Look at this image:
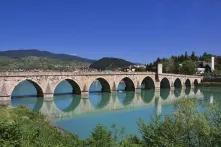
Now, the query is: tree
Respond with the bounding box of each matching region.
[180,60,196,75]
[86,125,115,147]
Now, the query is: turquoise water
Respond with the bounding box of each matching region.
[10,80,220,139]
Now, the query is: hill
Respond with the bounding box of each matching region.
[89,57,134,70]
[0,49,94,71]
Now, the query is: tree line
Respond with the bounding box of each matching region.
[146,52,221,75]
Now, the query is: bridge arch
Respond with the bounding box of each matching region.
[10,79,44,110]
[89,78,111,93]
[117,77,135,91]
[185,79,191,88]
[141,76,155,89]
[194,79,199,87]
[54,79,81,95]
[11,79,44,98]
[160,78,170,89]
[174,78,182,89]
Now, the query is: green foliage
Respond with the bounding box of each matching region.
[137,99,221,147]
[0,106,82,147]
[180,60,196,75]
[86,124,115,147]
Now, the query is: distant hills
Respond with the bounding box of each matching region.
[0,49,94,71]
[90,57,134,70]
[0,49,135,71]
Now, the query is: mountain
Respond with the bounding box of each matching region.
[0,49,94,63]
[89,57,134,70]
[0,49,94,71]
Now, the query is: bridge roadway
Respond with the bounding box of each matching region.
[0,71,203,104]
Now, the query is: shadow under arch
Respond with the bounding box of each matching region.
[141,89,155,103]
[141,76,155,89]
[160,78,170,100]
[117,77,135,91]
[160,78,170,89]
[54,79,81,95]
[194,79,199,87]
[174,78,182,89]
[11,79,44,111]
[89,78,111,93]
[174,78,182,98]
[185,79,191,88]
[89,92,111,109]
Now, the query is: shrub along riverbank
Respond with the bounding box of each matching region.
[1,99,221,146]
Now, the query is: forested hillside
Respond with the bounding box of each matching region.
[89,57,134,70]
[146,52,221,75]
[0,49,94,71]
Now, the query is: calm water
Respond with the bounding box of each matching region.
[10,80,221,139]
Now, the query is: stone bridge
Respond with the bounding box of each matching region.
[0,70,203,104]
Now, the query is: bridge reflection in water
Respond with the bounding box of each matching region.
[11,87,207,119]
[11,85,221,139]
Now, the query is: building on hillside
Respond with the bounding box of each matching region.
[122,64,146,72]
[196,57,215,75]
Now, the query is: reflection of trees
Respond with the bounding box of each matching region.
[117,91,135,105]
[89,92,111,109]
[141,89,155,103]
[160,88,170,100]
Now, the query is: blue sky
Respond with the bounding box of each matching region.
[0,0,221,63]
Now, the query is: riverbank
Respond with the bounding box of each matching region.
[0,106,82,146]
[200,76,221,87]
[3,98,221,146]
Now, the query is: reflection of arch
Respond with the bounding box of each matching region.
[89,93,111,109]
[160,78,170,89]
[141,77,155,89]
[89,78,111,93]
[117,91,135,105]
[160,89,170,100]
[194,87,199,94]
[141,89,155,103]
[11,79,43,98]
[118,77,135,91]
[185,87,191,95]
[174,88,182,98]
[54,79,81,95]
[174,78,182,89]
[54,94,81,112]
[194,79,199,87]
[185,79,191,88]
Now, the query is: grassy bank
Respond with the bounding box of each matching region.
[0,106,82,146]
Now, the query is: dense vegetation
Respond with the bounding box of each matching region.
[89,57,134,71]
[2,99,221,146]
[146,52,221,75]
[0,106,82,146]
[0,49,93,71]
